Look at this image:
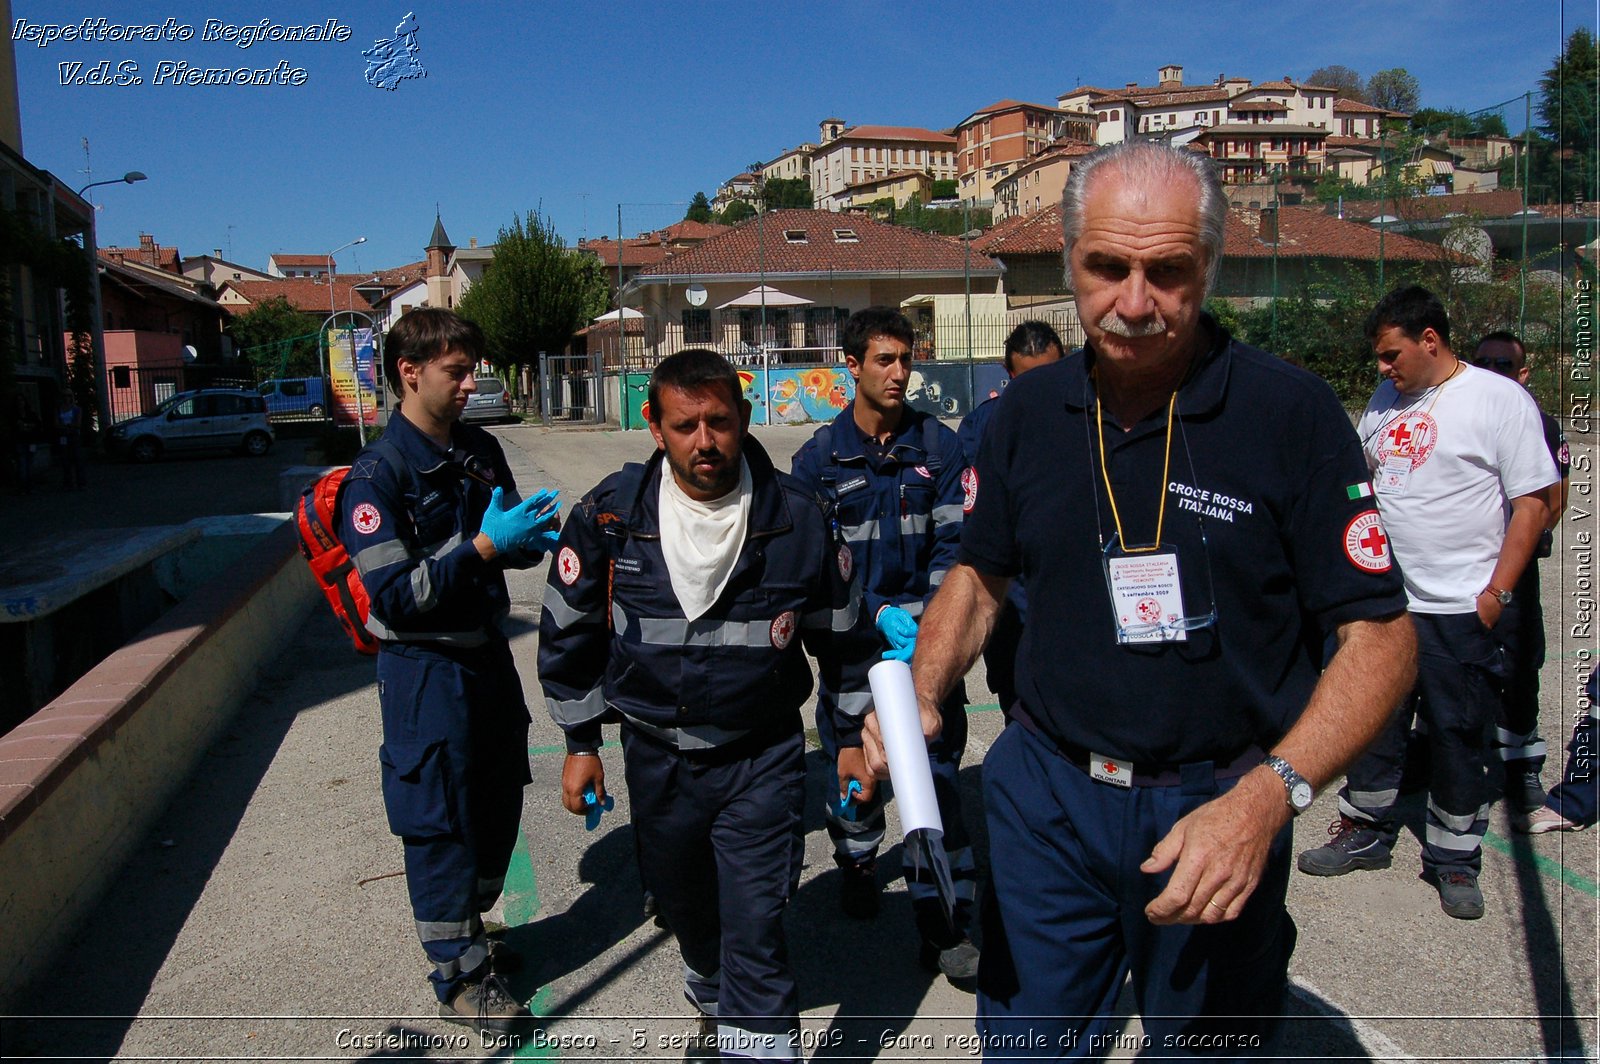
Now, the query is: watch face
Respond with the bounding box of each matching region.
[1290,781,1314,809]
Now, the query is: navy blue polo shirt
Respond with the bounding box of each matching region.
[960,319,1409,764]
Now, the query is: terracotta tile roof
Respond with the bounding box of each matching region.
[371,260,429,286]
[1532,201,1600,219]
[654,219,731,242]
[1333,99,1401,115]
[101,244,181,272]
[632,209,1001,279]
[1123,87,1232,108]
[1337,189,1528,223]
[1198,124,1329,138]
[836,125,956,145]
[1226,206,1462,262]
[1230,100,1290,112]
[99,257,220,307]
[845,170,930,191]
[1251,80,1298,91]
[577,239,676,269]
[1324,135,1393,150]
[1093,84,1229,104]
[270,254,332,268]
[217,277,379,314]
[973,205,1065,255]
[958,99,1063,125]
[970,202,1460,264]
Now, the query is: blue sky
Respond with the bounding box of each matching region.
[13,0,1596,279]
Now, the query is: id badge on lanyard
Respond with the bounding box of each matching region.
[1101,540,1190,645]
[1376,454,1412,496]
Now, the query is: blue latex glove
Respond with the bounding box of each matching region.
[876,605,918,663]
[581,785,615,832]
[836,779,863,821]
[480,486,561,554]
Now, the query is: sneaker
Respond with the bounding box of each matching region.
[839,861,879,919]
[1432,869,1485,920]
[919,936,980,985]
[1505,769,1548,814]
[684,1013,719,1062]
[1519,806,1587,834]
[1297,816,1393,876]
[438,971,534,1036]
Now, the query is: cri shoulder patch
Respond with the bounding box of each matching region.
[770,610,797,649]
[961,467,978,513]
[557,546,582,585]
[837,545,853,581]
[352,502,382,535]
[1342,510,1392,573]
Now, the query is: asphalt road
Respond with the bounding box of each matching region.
[2,418,1596,1062]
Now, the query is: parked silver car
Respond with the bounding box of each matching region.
[461,376,513,424]
[106,388,275,462]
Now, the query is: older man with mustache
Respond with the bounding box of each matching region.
[884,142,1417,1058]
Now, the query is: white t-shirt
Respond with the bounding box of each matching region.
[1357,362,1558,613]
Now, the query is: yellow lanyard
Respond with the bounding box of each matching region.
[1094,378,1177,554]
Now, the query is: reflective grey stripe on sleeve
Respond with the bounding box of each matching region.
[623,713,751,751]
[716,1025,799,1060]
[900,513,931,534]
[836,691,873,718]
[802,601,859,632]
[410,564,437,611]
[363,613,490,648]
[900,600,925,619]
[421,532,466,558]
[928,569,947,587]
[548,685,607,726]
[841,521,879,544]
[351,537,413,575]
[932,503,964,527]
[542,592,603,630]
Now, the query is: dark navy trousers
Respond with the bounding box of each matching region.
[815,690,976,945]
[1340,610,1509,874]
[978,722,1294,1060]
[376,639,531,1002]
[623,724,806,1062]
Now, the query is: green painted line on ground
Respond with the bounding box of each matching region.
[1483,828,1600,899]
[503,826,557,1061]
[529,739,619,758]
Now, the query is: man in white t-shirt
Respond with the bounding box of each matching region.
[1298,285,1557,920]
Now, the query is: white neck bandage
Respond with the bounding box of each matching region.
[658,456,752,621]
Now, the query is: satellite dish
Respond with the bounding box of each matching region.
[686,283,708,307]
[182,344,198,364]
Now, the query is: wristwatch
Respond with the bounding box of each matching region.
[1483,584,1513,606]
[1262,755,1314,816]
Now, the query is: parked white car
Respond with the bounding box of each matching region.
[106,388,275,462]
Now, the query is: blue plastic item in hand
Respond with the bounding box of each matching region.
[481,486,561,554]
[836,779,863,821]
[876,605,918,662]
[581,785,614,832]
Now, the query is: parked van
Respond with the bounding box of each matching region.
[257,377,326,419]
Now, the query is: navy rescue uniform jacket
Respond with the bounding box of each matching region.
[339,410,542,649]
[538,436,879,753]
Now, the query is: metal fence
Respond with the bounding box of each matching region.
[105,362,253,424]
[578,305,1083,375]
[539,352,605,426]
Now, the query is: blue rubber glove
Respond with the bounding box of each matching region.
[836,779,863,821]
[581,785,615,832]
[480,486,561,555]
[876,605,918,663]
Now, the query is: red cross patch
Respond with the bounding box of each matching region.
[557,546,582,585]
[1343,510,1392,573]
[913,465,933,479]
[770,610,797,649]
[352,503,382,535]
[1381,412,1437,470]
[837,546,853,582]
[961,467,978,513]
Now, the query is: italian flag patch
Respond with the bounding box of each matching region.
[1346,482,1374,500]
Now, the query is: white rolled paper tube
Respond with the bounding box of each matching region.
[867,659,944,836]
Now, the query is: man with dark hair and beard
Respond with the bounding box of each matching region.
[538,348,876,1062]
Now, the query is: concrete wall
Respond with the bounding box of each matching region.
[0,523,318,1006]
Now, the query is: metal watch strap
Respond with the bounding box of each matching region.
[1263,754,1312,815]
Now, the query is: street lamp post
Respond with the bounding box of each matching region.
[322,236,366,417]
[75,171,147,436]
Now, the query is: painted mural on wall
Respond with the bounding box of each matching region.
[619,362,1007,428]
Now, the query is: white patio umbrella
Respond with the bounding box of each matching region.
[714,285,815,309]
[590,307,645,322]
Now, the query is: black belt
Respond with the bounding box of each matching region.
[1012,704,1263,788]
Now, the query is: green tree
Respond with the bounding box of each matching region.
[1367,68,1421,114]
[228,296,323,378]
[685,192,713,224]
[930,179,959,200]
[1536,27,1599,205]
[1410,108,1508,138]
[761,178,813,210]
[1307,64,1366,102]
[456,209,609,378]
[717,201,757,225]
